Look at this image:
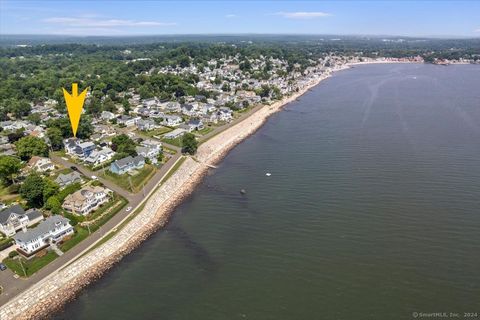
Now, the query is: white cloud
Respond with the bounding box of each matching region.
[225,14,237,18]
[44,17,176,28]
[273,11,331,19]
[475,28,480,32]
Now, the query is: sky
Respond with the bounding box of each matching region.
[1,0,479,37]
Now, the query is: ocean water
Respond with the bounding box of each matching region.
[54,64,480,320]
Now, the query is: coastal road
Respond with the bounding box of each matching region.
[0,151,183,306]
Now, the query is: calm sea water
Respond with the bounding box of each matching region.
[55,64,480,320]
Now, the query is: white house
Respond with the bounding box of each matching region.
[62,186,111,216]
[0,205,43,237]
[13,215,73,256]
[162,115,183,127]
[27,156,55,172]
[164,128,187,139]
[84,147,115,166]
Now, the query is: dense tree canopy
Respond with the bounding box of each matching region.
[15,136,49,160]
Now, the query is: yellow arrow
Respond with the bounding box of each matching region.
[63,83,88,137]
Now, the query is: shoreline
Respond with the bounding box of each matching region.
[0,61,376,320]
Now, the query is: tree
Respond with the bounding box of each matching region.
[46,127,64,151]
[111,134,137,157]
[45,196,62,215]
[157,152,164,163]
[15,136,49,160]
[0,155,22,185]
[43,179,59,203]
[20,173,46,208]
[182,133,198,155]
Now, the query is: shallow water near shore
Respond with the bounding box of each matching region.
[54,64,480,320]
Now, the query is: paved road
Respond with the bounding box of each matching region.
[0,151,182,306]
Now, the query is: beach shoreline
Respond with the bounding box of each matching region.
[0,61,371,320]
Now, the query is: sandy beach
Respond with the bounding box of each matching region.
[0,64,349,320]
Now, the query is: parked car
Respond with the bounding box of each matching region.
[70,166,78,171]
[126,206,132,212]
[0,263,7,271]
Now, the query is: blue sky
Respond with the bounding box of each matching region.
[1,1,479,37]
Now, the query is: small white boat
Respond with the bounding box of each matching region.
[265,172,271,176]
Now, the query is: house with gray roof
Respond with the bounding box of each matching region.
[55,171,83,188]
[110,155,145,175]
[13,215,73,256]
[0,205,44,237]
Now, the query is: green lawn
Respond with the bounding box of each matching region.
[59,196,127,252]
[105,165,156,193]
[3,251,58,277]
[161,137,183,148]
[197,127,214,135]
[139,127,173,138]
[59,226,89,252]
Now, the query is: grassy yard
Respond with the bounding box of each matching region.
[59,226,89,252]
[161,137,183,148]
[3,251,58,277]
[0,184,21,204]
[196,127,215,135]
[105,164,156,193]
[138,127,173,138]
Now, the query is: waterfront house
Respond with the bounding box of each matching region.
[55,171,83,188]
[0,205,43,237]
[163,128,187,140]
[13,216,73,256]
[136,145,161,164]
[110,155,145,175]
[62,186,111,216]
[218,107,233,122]
[188,119,204,131]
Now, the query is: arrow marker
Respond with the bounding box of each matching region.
[63,83,88,137]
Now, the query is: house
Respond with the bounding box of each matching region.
[62,186,110,216]
[84,147,115,166]
[27,156,55,172]
[218,107,233,122]
[178,123,193,133]
[188,119,204,131]
[141,139,162,150]
[110,155,145,175]
[75,141,96,158]
[117,115,138,127]
[164,128,187,139]
[136,119,157,131]
[13,216,74,256]
[55,171,83,188]
[136,145,161,164]
[0,205,43,237]
[142,98,159,108]
[181,104,196,116]
[162,115,183,127]
[64,139,96,158]
[101,111,116,121]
